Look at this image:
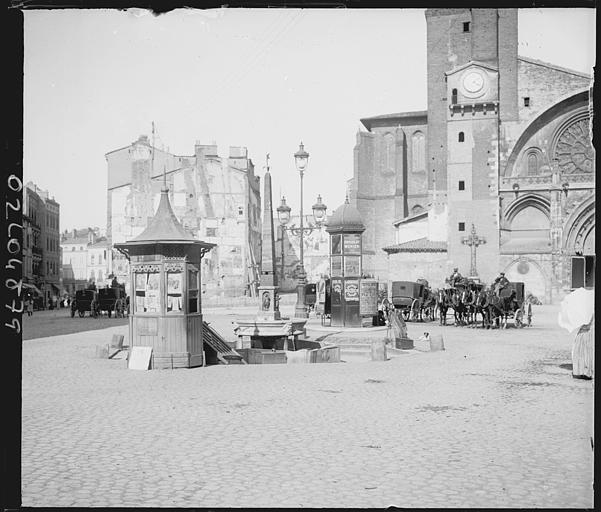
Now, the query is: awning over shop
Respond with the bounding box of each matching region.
[22,283,42,295]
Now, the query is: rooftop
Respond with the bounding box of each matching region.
[383,237,447,254]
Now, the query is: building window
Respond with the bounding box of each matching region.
[72,247,75,251]
[463,21,470,32]
[91,255,95,265]
[458,132,465,143]
[411,132,425,172]
[383,133,395,173]
[238,206,244,216]
[527,153,539,176]
[458,180,465,191]
[458,222,465,232]
[206,227,217,237]
[523,97,530,107]
[451,88,458,105]
[104,250,107,259]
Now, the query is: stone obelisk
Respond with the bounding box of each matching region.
[257,154,281,321]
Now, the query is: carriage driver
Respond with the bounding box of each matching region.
[449,267,463,287]
[494,272,510,296]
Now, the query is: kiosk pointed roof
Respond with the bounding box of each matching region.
[117,174,213,249]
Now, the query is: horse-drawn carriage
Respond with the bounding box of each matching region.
[97,284,128,318]
[71,289,99,318]
[390,280,435,321]
[496,281,527,328]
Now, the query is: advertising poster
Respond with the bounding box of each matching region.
[331,278,343,305]
[344,255,361,277]
[146,273,160,291]
[343,234,361,254]
[331,256,342,277]
[145,290,160,312]
[167,273,182,294]
[315,279,326,315]
[360,280,378,316]
[344,280,360,301]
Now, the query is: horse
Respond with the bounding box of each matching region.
[461,286,477,326]
[435,288,452,325]
[486,288,517,329]
[473,287,491,329]
[450,287,468,326]
[420,293,437,322]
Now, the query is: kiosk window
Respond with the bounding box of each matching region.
[135,272,160,313]
[166,272,183,313]
[331,234,341,255]
[188,268,199,313]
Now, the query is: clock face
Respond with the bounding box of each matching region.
[462,71,485,94]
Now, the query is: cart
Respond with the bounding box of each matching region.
[71,289,99,318]
[501,281,526,328]
[97,285,128,318]
[391,281,427,321]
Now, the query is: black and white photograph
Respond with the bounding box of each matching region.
[9,3,596,509]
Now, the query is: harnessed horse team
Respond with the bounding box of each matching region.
[392,272,530,329]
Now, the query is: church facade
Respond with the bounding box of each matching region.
[351,8,594,303]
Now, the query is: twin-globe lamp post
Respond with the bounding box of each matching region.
[276,142,328,318]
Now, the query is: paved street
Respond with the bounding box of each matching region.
[22,304,593,508]
[22,307,129,341]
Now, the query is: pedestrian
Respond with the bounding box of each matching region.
[557,287,594,380]
[572,315,594,380]
[27,297,34,317]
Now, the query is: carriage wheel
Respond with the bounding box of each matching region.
[515,309,524,328]
[410,299,421,322]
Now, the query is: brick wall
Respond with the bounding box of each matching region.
[387,251,449,290]
[517,58,591,125]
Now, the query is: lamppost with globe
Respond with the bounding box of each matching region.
[276,142,328,318]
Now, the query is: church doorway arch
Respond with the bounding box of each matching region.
[503,257,548,303]
[562,196,595,289]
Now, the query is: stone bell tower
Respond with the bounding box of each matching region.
[425,8,518,282]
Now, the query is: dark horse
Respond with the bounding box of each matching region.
[486,288,517,329]
[420,290,437,321]
[450,287,469,326]
[473,287,491,328]
[436,288,452,325]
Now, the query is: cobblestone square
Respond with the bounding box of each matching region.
[22,304,593,508]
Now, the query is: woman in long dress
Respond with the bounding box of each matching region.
[572,314,594,379]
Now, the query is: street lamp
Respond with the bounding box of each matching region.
[276,142,328,318]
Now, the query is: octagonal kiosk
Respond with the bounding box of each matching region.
[326,198,366,327]
[115,181,215,369]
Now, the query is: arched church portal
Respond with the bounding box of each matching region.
[503,258,548,303]
[563,196,595,289]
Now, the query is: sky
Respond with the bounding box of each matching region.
[23,8,596,232]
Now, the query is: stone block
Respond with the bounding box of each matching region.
[370,339,387,361]
[95,344,109,359]
[286,349,309,364]
[312,346,341,363]
[395,337,415,350]
[430,334,445,351]
[110,334,124,349]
